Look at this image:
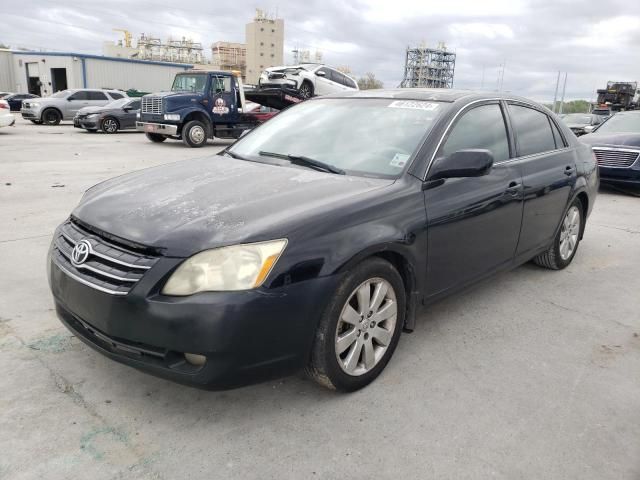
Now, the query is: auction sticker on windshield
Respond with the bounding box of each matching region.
[390,153,410,168]
[388,100,439,111]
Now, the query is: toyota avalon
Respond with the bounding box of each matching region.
[48,89,598,392]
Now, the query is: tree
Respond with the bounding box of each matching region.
[357,72,384,90]
[0,42,9,49]
[544,100,592,114]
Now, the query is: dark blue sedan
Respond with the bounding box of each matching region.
[4,93,39,112]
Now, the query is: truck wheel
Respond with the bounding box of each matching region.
[42,108,62,125]
[182,120,208,148]
[145,132,167,143]
[299,81,314,99]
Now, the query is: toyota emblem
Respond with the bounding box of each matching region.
[71,240,92,266]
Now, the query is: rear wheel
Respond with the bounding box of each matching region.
[533,199,583,270]
[299,81,314,99]
[42,109,61,125]
[101,117,119,134]
[145,132,167,143]
[182,120,208,148]
[306,257,405,392]
[85,129,97,133]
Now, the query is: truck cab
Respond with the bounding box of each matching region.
[137,70,256,147]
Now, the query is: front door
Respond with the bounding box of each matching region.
[424,102,524,297]
[209,75,237,124]
[122,99,140,129]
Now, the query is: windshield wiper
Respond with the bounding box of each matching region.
[222,150,248,160]
[258,151,345,175]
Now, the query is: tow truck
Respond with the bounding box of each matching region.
[136,70,305,147]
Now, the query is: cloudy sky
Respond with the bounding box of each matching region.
[3,0,640,101]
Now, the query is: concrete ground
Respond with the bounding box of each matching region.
[1,118,639,480]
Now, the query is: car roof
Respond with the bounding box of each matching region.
[321,88,545,105]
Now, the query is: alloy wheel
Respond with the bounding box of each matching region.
[559,205,580,260]
[335,278,397,376]
[103,119,117,133]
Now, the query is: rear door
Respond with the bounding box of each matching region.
[424,101,524,296]
[66,91,90,117]
[86,90,110,107]
[314,67,339,95]
[506,103,576,259]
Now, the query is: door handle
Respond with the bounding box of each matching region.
[505,181,521,195]
[564,166,576,176]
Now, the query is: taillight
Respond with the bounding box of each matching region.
[0,102,8,109]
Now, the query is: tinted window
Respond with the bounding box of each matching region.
[87,91,108,101]
[108,92,124,100]
[344,76,357,89]
[68,91,89,101]
[549,119,566,149]
[330,70,345,85]
[441,104,510,162]
[128,100,141,110]
[509,105,556,156]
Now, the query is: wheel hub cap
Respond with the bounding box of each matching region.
[559,205,580,261]
[190,126,205,143]
[335,278,397,376]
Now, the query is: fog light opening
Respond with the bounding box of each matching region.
[184,353,207,366]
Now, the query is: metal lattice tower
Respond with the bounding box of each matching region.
[399,43,456,88]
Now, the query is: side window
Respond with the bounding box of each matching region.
[211,76,231,94]
[331,70,346,86]
[509,104,556,156]
[440,104,510,163]
[344,76,357,89]
[68,91,88,101]
[108,92,124,100]
[128,100,141,110]
[549,119,566,149]
[316,67,330,79]
[87,91,108,101]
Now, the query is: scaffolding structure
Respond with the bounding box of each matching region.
[137,34,205,64]
[399,43,456,88]
[211,42,246,77]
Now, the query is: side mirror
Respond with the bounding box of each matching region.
[428,149,494,180]
[583,125,595,133]
[315,71,326,77]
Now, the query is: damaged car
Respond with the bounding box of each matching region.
[258,63,358,98]
[48,90,597,392]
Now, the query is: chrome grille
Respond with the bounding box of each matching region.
[52,221,158,296]
[141,96,162,114]
[593,147,640,168]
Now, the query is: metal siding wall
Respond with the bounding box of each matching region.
[84,59,186,92]
[10,54,82,95]
[0,51,15,91]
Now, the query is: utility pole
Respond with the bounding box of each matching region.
[559,72,568,114]
[552,71,561,113]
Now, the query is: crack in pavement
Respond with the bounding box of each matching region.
[0,233,51,244]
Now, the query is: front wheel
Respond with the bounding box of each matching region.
[182,120,208,148]
[145,132,167,143]
[298,81,314,99]
[533,199,584,270]
[306,257,405,392]
[101,117,119,134]
[42,109,61,125]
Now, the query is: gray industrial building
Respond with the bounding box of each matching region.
[0,49,192,96]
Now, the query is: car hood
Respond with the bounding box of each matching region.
[566,123,588,129]
[73,156,393,256]
[580,132,640,148]
[77,106,108,115]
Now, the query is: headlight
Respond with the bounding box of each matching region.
[28,102,40,108]
[161,239,287,295]
[86,114,99,119]
[164,113,180,121]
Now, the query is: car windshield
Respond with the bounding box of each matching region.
[171,74,207,93]
[228,98,445,178]
[564,114,592,124]
[105,98,130,109]
[50,90,70,98]
[596,113,640,134]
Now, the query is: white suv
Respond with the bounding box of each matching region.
[21,89,127,125]
[0,100,15,128]
[258,64,359,99]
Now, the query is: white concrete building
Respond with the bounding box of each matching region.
[245,10,284,84]
[0,49,192,96]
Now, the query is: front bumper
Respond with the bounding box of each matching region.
[74,117,99,129]
[21,108,40,120]
[136,121,178,135]
[599,162,640,186]
[49,237,339,389]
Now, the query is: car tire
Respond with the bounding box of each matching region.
[85,129,97,133]
[101,117,119,134]
[306,257,405,392]
[299,81,314,99]
[145,132,167,143]
[42,109,62,125]
[533,199,584,270]
[29,120,43,125]
[182,120,208,148]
